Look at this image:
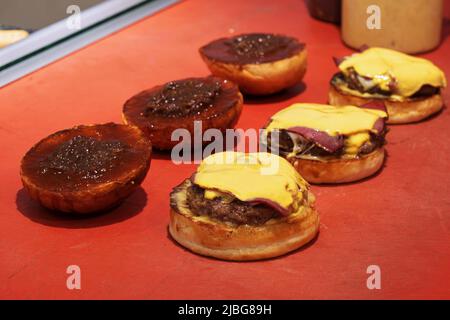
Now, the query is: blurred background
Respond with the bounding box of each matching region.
[0,0,104,30]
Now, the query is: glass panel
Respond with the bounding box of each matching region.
[0,0,107,48]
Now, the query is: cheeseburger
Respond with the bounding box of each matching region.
[329,47,446,124]
[169,151,319,261]
[261,103,388,184]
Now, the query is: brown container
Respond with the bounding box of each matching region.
[305,0,341,24]
[341,0,443,53]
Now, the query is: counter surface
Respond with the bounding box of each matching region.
[1,0,449,299]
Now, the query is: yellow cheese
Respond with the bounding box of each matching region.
[193,152,307,212]
[265,103,386,136]
[339,47,446,97]
[204,189,235,203]
[345,132,370,156]
[204,189,221,200]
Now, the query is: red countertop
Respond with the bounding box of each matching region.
[1,0,449,299]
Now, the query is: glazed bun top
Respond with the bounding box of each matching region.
[199,33,305,65]
[338,47,446,98]
[20,123,151,192]
[192,151,308,215]
[124,76,240,121]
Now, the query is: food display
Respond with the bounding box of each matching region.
[17,41,446,255]
[199,33,307,95]
[3,0,450,301]
[261,103,388,183]
[169,151,319,260]
[329,47,447,123]
[20,123,152,213]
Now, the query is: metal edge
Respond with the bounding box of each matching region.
[0,0,179,88]
[0,0,148,67]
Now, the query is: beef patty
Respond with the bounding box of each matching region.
[172,182,281,226]
[266,129,385,159]
[331,71,440,98]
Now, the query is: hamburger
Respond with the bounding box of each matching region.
[169,151,319,261]
[329,47,446,124]
[261,103,388,184]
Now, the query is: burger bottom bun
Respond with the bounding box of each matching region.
[169,180,319,261]
[289,148,385,184]
[328,84,444,124]
[201,49,307,95]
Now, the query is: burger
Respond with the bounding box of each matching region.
[169,151,319,261]
[329,47,446,124]
[261,103,388,184]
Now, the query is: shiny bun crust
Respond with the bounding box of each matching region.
[169,180,319,261]
[20,124,152,214]
[289,148,385,184]
[122,96,242,150]
[200,49,307,95]
[22,169,149,214]
[122,81,243,151]
[328,84,443,124]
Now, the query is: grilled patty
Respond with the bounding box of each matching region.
[331,71,440,98]
[266,129,385,159]
[184,183,280,226]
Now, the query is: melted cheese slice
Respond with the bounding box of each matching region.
[265,103,386,136]
[345,132,370,155]
[193,152,307,212]
[339,47,446,97]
